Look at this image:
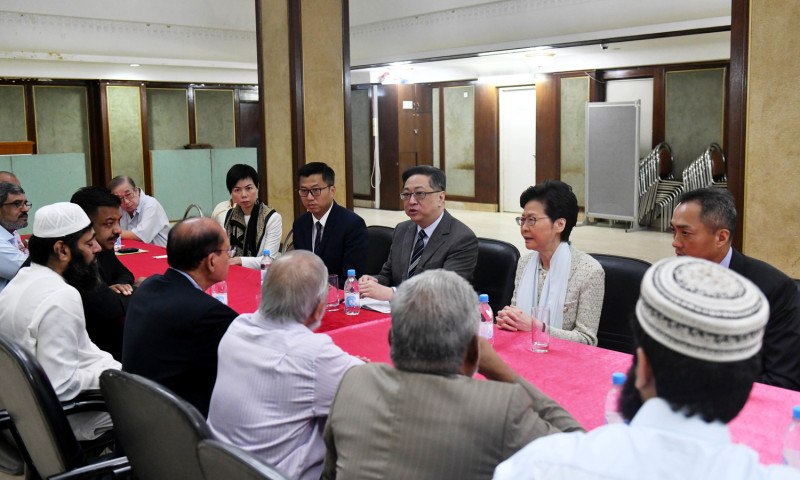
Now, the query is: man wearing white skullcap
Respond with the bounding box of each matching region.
[0,202,121,440]
[495,257,800,480]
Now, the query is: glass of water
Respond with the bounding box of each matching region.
[530,305,550,353]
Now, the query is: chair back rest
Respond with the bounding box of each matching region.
[198,439,291,480]
[472,238,520,315]
[365,226,394,276]
[281,228,294,254]
[656,142,673,179]
[100,370,212,480]
[0,334,84,478]
[588,254,651,354]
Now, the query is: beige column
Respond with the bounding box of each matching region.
[256,0,349,242]
[743,0,800,277]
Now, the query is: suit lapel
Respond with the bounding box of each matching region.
[399,221,417,281]
[317,202,340,254]
[416,210,451,268]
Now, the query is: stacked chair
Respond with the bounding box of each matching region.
[638,142,682,231]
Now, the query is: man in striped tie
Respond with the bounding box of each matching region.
[359,165,478,301]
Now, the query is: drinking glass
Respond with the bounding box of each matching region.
[326,274,340,311]
[530,305,550,353]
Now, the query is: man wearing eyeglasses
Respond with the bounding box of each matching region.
[0,180,30,293]
[123,217,238,416]
[359,166,478,301]
[108,175,170,247]
[292,162,368,286]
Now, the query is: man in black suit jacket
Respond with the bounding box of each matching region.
[293,162,368,285]
[122,217,238,416]
[359,166,478,301]
[671,188,800,391]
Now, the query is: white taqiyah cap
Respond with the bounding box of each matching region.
[33,202,91,238]
[636,256,768,362]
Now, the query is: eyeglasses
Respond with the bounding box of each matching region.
[117,189,137,202]
[298,186,332,197]
[1,200,32,209]
[515,216,550,227]
[215,247,237,257]
[400,190,442,201]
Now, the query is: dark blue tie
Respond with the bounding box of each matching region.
[314,221,322,253]
[407,230,427,278]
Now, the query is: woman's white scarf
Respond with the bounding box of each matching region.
[516,242,571,329]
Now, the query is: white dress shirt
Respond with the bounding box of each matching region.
[0,227,28,293]
[494,397,799,480]
[215,208,283,270]
[120,191,170,247]
[207,311,362,480]
[311,203,334,253]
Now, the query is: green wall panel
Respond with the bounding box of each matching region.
[0,157,11,172]
[147,88,190,150]
[665,68,725,178]
[0,85,27,142]
[151,150,213,221]
[351,89,372,196]
[560,77,589,206]
[443,85,475,197]
[209,148,257,208]
[33,86,91,180]
[195,89,235,148]
[107,86,145,188]
[11,153,88,235]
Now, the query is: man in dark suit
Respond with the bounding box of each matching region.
[359,165,478,301]
[292,162,368,285]
[322,270,582,479]
[122,217,238,416]
[671,187,800,391]
[71,186,141,360]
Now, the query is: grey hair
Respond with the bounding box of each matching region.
[390,269,479,375]
[258,250,328,323]
[0,182,24,205]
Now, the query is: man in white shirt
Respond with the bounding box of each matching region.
[494,257,799,480]
[108,175,170,247]
[0,202,120,440]
[0,179,30,292]
[207,250,362,480]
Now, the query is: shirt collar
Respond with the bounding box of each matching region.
[417,210,445,239]
[170,267,203,290]
[630,397,730,444]
[0,228,14,244]
[316,201,335,228]
[719,247,733,269]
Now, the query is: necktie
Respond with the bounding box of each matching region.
[314,221,322,253]
[407,230,427,278]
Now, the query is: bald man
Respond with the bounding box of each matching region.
[122,217,238,416]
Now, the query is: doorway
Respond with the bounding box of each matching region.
[499,86,536,212]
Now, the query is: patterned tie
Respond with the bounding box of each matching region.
[407,230,427,278]
[314,221,322,253]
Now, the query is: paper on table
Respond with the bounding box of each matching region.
[360,296,391,314]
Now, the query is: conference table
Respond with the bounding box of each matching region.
[118,240,800,466]
[116,240,387,332]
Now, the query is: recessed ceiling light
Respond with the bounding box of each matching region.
[129,63,140,67]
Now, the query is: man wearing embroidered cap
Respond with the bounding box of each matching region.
[0,202,120,440]
[495,257,800,480]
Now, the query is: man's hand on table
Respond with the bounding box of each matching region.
[358,275,394,301]
[477,337,518,383]
[109,284,133,295]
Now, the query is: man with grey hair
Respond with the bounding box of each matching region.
[108,175,170,247]
[671,187,800,391]
[322,269,582,480]
[495,256,798,479]
[208,250,362,480]
[0,180,30,292]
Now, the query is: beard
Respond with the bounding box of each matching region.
[62,254,100,293]
[0,216,27,232]
[619,360,644,422]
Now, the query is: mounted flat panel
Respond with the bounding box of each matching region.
[195,89,235,148]
[561,76,589,205]
[0,85,27,142]
[209,148,257,209]
[150,150,213,221]
[107,85,145,188]
[584,101,640,223]
[147,88,189,150]
[33,86,91,183]
[11,153,88,235]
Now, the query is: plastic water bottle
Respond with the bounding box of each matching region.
[114,236,122,253]
[260,250,273,284]
[209,281,228,305]
[604,372,627,424]
[478,294,494,345]
[783,406,800,468]
[343,269,360,316]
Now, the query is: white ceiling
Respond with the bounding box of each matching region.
[0,0,731,84]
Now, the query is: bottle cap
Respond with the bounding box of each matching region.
[263,250,270,255]
[612,372,626,385]
[793,405,800,420]
[347,269,356,276]
[479,294,489,302]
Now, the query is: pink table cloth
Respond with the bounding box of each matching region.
[328,317,800,465]
[117,240,386,332]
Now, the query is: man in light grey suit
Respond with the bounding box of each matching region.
[359,165,478,301]
[322,270,583,480]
